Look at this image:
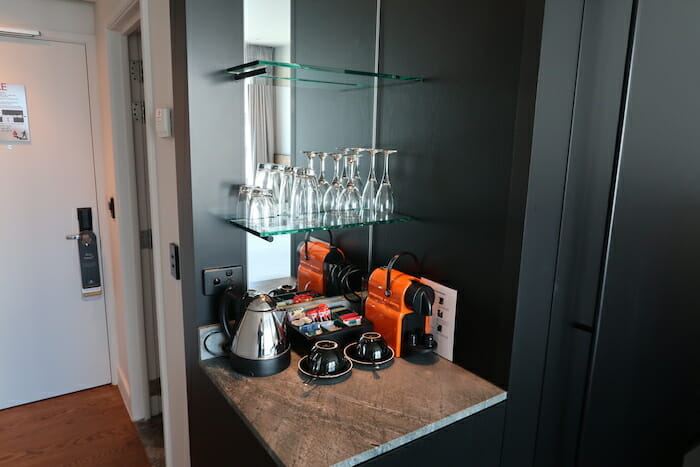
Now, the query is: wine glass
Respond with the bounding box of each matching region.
[342,155,362,217]
[375,149,397,216]
[302,151,318,172]
[337,147,351,186]
[323,153,344,212]
[317,152,330,200]
[361,148,380,212]
[350,148,366,192]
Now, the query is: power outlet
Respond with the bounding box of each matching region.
[199,324,227,360]
[421,277,458,361]
[202,265,244,296]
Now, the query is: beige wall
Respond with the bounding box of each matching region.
[0,0,94,35]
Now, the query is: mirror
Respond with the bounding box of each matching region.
[244,0,293,290]
[243,0,379,294]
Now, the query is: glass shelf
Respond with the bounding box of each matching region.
[228,212,414,240]
[225,60,423,88]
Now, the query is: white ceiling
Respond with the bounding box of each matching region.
[244,0,290,47]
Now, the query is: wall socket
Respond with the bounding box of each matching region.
[199,324,227,361]
[202,265,244,296]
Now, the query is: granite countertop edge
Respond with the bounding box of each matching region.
[330,391,508,467]
[200,357,507,467]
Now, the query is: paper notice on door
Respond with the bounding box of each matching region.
[0,84,31,143]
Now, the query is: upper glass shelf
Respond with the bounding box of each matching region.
[228,212,414,240]
[225,60,423,88]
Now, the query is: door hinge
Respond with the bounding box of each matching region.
[131,101,145,122]
[140,229,153,250]
[130,59,143,83]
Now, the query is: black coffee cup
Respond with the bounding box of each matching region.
[308,340,346,376]
[356,332,390,362]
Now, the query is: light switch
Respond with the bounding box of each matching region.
[155,107,172,138]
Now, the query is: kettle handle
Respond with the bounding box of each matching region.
[385,252,420,297]
[218,286,244,341]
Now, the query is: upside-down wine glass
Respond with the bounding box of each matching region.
[337,147,351,187]
[342,155,362,216]
[323,153,343,212]
[350,148,366,193]
[302,151,317,172]
[361,148,380,212]
[374,149,397,215]
[317,152,330,200]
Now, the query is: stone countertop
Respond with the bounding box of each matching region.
[201,352,506,467]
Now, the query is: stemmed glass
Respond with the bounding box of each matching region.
[341,155,362,216]
[374,149,397,215]
[302,151,317,172]
[317,152,330,200]
[350,148,366,193]
[361,148,380,212]
[337,147,351,186]
[323,153,343,212]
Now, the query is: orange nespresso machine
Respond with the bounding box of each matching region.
[297,231,345,295]
[364,252,437,357]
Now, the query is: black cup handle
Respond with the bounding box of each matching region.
[385,252,420,297]
[303,230,334,260]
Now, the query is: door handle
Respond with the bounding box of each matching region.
[65,234,80,240]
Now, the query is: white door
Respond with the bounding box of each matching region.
[0,36,111,409]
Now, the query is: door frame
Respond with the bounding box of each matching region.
[4,29,119,388]
[105,0,190,465]
[103,2,151,425]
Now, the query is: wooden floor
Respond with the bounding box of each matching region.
[0,385,150,467]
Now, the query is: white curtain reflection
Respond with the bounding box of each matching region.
[245,44,276,167]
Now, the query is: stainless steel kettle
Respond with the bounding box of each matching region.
[219,288,290,377]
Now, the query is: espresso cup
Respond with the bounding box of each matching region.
[355,332,390,362]
[308,340,345,376]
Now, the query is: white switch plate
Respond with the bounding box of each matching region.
[199,324,227,360]
[155,107,172,138]
[421,277,458,361]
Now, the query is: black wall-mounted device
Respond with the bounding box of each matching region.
[74,207,102,297]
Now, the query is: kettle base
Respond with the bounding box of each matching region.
[230,347,291,377]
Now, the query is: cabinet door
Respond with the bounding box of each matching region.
[579,1,700,465]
